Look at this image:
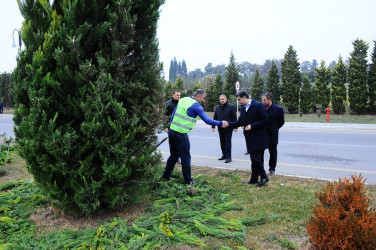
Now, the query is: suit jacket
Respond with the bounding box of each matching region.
[212,102,237,132]
[266,103,285,144]
[229,99,268,152]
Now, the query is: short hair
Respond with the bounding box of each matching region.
[236,90,249,99]
[193,89,207,97]
[172,89,181,95]
[219,94,227,99]
[262,92,273,100]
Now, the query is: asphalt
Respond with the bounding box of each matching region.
[196,120,376,131]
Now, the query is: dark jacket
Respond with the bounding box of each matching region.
[212,102,237,132]
[165,98,179,129]
[266,103,284,144]
[229,99,268,152]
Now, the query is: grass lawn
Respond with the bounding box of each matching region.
[1,152,376,249]
[203,112,376,124]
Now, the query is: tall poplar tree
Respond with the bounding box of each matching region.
[331,56,348,114]
[265,60,280,104]
[300,76,313,113]
[224,51,241,98]
[314,61,332,109]
[281,45,301,113]
[251,67,264,101]
[348,39,369,114]
[13,0,165,215]
[369,41,376,113]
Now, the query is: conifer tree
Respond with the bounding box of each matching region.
[300,76,313,113]
[332,56,348,114]
[348,39,369,114]
[224,52,241,98]
[181,60,188,79]
[265,60,280,104]
[314,61,332,109]
[251,67,264,101]
[13,0,165,215]
[369,41,376,113]
[281,45,301,113]
[206,71,224,111]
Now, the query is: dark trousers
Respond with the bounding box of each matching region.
[249,150,268,182]
[219,130,233,159]
[268,144,277,171]
[163,130,192,184]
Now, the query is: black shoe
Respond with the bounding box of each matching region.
[243,179,258,184]
[218,156,226,160]
[184,180,195,185]
[244,151,250,155]
[257,178,269,187]
[225,159,232,163]
[161,177,175,181]
[269,170,275,175]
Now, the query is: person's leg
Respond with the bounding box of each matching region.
[175,133,192,184]
[224,131,233,160]
[163,133,179,179]
[268,144,277,172]
[250,150,268,180]
[218,131,226,159]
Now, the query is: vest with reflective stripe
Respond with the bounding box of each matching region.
[170,97,198,133]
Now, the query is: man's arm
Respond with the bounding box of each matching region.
[279,107,285,128]
[190,103,223,127]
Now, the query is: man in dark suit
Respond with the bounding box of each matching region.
[262,93,285,175]
[229,90,269,187]
[211,94,238,163]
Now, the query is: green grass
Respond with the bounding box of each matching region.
[1,153,376,249]
[203,112,376,124]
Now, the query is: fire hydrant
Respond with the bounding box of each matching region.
[325,107,331,122]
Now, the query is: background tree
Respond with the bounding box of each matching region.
[314,61,332,110]
[224,51,241,98]
[348,39,369,114]
[251,67,264,101]
[206,71,224,111]
[281,45,301,113]
[169,57,178,83]
[0,73,15,108]
[300,76,313,113]
[164,81,174,101]
[331,56,348,114]
[368,41,376,113]
[265,60,281,104]
[13,0,165,215]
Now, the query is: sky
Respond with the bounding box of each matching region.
[1,0,376,79]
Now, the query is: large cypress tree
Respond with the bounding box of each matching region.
[13,0,165,215]
[281,45,301,113]
[331,56,348,114]
[314,61,332,109]
[265,60,280,104]
[206,71,224,111]
[224,51,241,98]
[251,67,264,101]
[369,41,376,113]
[348,39,369,114]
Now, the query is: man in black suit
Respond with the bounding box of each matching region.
[211,94,238,163]
[262,93,285,175]
[229,90,269,187]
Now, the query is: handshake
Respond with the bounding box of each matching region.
[221,120,229,128]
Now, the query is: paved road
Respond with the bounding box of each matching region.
[157,121,376,185]
[2,114,376,184]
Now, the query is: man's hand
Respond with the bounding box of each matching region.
[164,128,169,133]
[245,124,252,131]
[222,120,229,128]
[211,127,215,132]
[234,129,238,132]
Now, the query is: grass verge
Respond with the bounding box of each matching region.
[1,153,375,249]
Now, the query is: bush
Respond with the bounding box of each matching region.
[306,174,376,249]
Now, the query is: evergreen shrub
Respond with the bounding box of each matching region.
[306,174,376,249]
[13,0,165,215]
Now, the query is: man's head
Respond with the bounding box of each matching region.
[172,90,181,101]
[236,90,250,105]
[262,93,273,108]
[193,89,207,103]
[219,94,227,105]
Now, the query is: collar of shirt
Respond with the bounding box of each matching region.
[245,99,252,112]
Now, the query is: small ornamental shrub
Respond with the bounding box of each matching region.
[307,174,376,249]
